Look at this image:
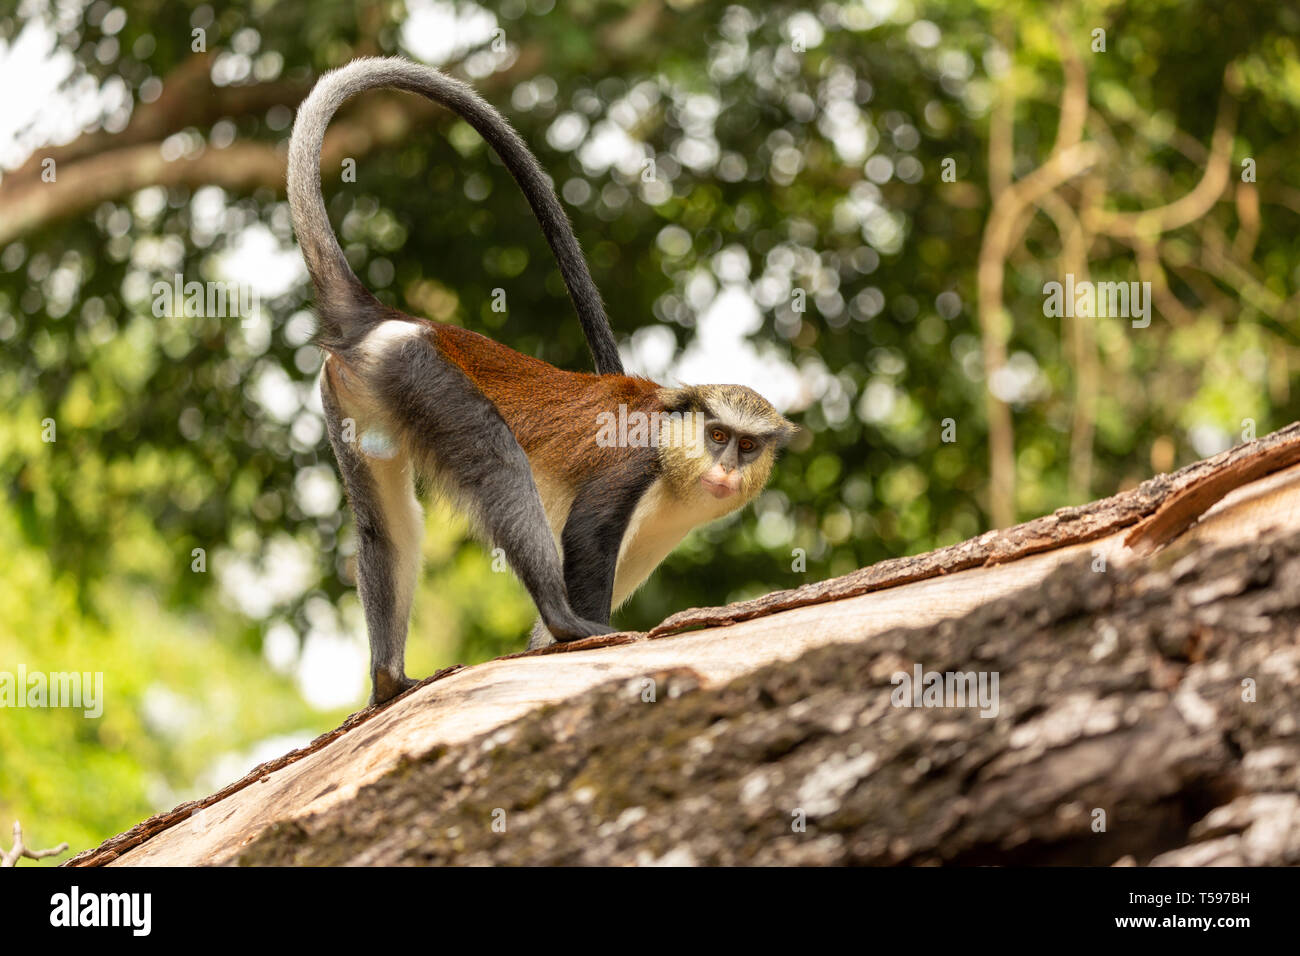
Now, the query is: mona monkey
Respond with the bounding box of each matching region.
[287,58,795,703]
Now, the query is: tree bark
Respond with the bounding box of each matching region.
[232,523,1300,866]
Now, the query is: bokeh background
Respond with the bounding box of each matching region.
[2,0,1298,857]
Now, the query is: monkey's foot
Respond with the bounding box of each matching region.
[370,671,420,706]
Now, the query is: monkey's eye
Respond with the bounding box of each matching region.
[710,428,728,444]
[738,438,755,453]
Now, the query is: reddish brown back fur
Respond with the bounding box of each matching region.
[430,322,663,484]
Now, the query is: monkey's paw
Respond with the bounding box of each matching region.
[547,615,616,643]
[370,671,420,707]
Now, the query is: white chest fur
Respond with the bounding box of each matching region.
[610,478,737,609]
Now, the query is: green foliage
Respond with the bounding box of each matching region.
[1,0,1298,856]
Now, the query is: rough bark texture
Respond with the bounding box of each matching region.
[234,526,1300,867]
[63,668,465,867]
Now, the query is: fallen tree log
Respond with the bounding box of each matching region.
[235,527,1300,866]
[66,423,1300,866]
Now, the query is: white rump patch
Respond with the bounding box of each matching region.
[357,320,424,368]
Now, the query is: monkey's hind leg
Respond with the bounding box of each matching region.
[373,329,613,644]
[322,365,423,705]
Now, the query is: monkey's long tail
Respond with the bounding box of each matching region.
[287,56,623,375]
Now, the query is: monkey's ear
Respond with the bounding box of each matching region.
[657,386,696,412]
[776,419,799,447]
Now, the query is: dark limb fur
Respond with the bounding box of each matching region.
[561,458,658,623]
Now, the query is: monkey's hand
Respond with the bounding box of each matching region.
[550,621,616,642]
[541,614,616,644]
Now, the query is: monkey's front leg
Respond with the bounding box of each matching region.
[526,464,650,650]
[557,460,657,629]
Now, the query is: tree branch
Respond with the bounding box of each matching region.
[1035,189,1096,502]
[978,142,1100,527]
[1,820,68,866]
[0,90,443,246]
[1086,69,1239,240]
[0,45,547,245]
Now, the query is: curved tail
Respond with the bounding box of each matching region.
[287,56,623,374]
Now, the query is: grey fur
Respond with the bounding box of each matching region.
[287,56,622,374]
[527,619,556,650]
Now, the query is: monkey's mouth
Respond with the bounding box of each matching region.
[701,473,740,499]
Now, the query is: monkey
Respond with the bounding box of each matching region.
[287,57,796,704]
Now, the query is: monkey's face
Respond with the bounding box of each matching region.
[700,421,770,499]
[660,384,796,506]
